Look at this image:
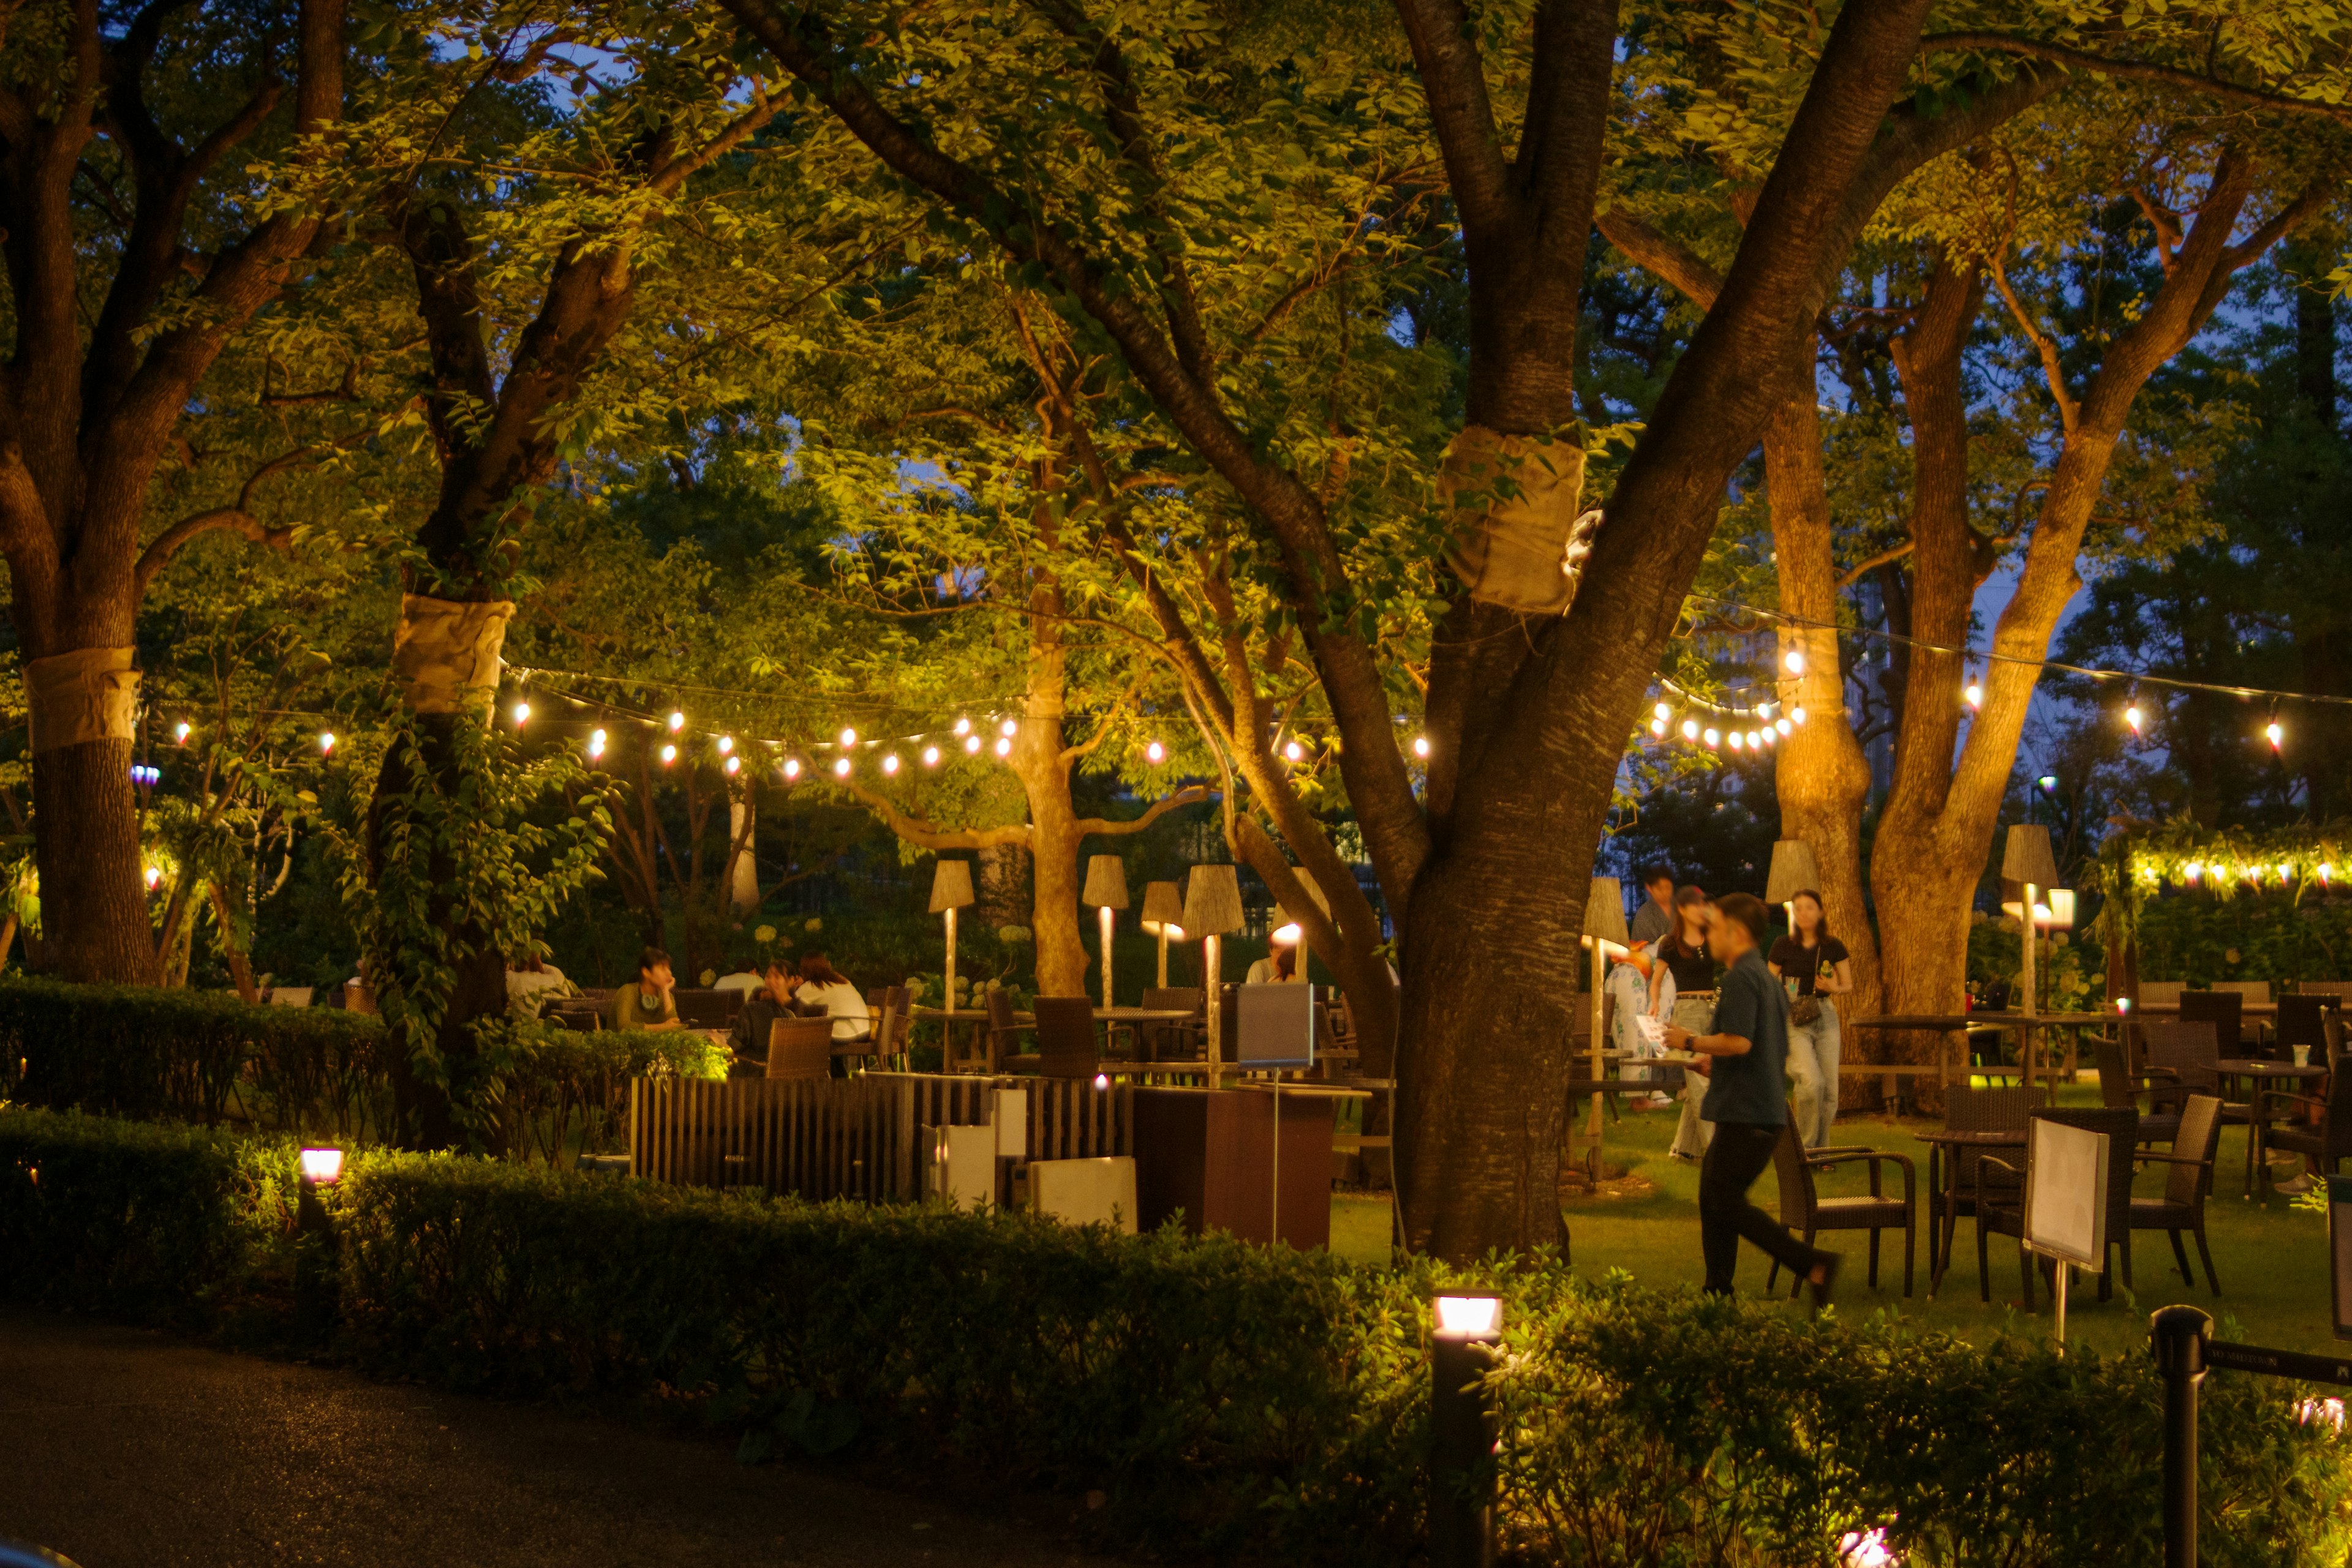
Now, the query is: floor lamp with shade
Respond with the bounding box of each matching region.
[1084,854,1129,1009]
[1584,878,1630,1142]
[1139,881,1184,987]
[930,859,975,1062]
[1183,864,1243,1071]
[2000,823,2061,1085]
[1765,839,1820,938]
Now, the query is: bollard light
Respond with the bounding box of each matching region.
[300,1148,344,1185]
[1430,1291,1503,1568]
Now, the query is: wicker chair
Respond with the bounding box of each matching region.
[765,1017,834,1081]
[1977,1106,2138,1307]
[2215,979,2273,1005]
[984,987,1031,1070]
[2144,1019,2259,1191]
[1765,1119,1916,1298]
[1932,1085,2038,1295]
[2180,990,2245,1057]
[2094,1033,2180,1145]
[2275,995,2331,1066]
[1028,997,1101,1079]
[2139,980,2188,1008]
[2129,1093,2224,1293]
[1139,986,1206,1061]
[2260,1066,2352,1200]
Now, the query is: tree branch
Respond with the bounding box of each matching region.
[1074,784,1211,838]
[842,779,1035,851]
[1923,32,2352,128]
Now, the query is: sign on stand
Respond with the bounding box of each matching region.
[2023,1118,2109,1349]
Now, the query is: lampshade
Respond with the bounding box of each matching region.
[1182,863,1244,937]
[1140,880,1184,935]
[1765,839,1820,905]
[929,858,975,913]
[2000,824,2060,891]
[1082,854,1129,909]
[1584,877,1630,948]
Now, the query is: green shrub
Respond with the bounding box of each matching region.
[2133,893,2352,987]
[2,1106,2348,1564]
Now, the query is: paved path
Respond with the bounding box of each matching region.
[0,1310,1120,1568]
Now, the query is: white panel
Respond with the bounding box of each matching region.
[1235,982,1314,1068]
[1030,1156,1139,1235]
[992,1087,1029,1159]
[924,1123,998,1212]
[2024,1120,2108,1268]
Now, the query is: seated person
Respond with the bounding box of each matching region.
[505,952,573,1009]
[727,956,816,1070]
[795,954,871,1042]
[712,968,764,993]
[609,946,684,1032]
[1245,943,1303,985]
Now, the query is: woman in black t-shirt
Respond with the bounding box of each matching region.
[1768,889,1850,1148]
[1630,886,1719,1159]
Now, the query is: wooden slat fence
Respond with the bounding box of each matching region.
[628,1072,1134,1200]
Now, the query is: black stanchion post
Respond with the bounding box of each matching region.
[1430,1292,1502,1568]
[2150,1305,2213,1568]
[295,1148,344,1342]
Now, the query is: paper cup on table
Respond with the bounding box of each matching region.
[2295,1044,2312,1068]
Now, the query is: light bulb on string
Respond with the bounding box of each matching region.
[839,727,858,749]
[144,865,162,891]
[1791,706,1807,726]
[717,736,733,755]
[783,758,802,780]
[2184,861,2203,883]
[1681,718,1700,741]
[1784,649,1805,676]
[1283,739,1305,763]
[588,728,606,761]
[1649,718,1667,738]
[1000,718,1018,737]
[1412,735,1431,759]
[318,732,335,755]
[1727,731,1744,751]
[1776,717,1792,736]
[174,721,191,745]
[2322,863,2334,886]
[2267,716,2284,751]
[1964,682,1983,710]
[833,757,853,778]
[994,736,1013,758]
[922,745,940,767]
[2125,703,2143,736]
[1145,739,1166,764]
[1703,727,1720,747]
[963,734,982,755]
[1758,726,1775,746]
[660,744,677,766]
[511,701,530,727]
[1749,729,1763,748]
[1653,701,1671,722]
[952,717,971,737]
[882,753,901,776]
[723,755,741,777]
[668,711,685,732]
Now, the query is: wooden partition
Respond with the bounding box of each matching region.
[628,1071,1135,1201]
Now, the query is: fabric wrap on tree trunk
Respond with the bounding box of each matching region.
[1438,425,1603,616]
[24,647,140,754]
[393,595,516,714]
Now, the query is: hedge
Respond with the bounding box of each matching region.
[1,1106,2347,1564]
[0,977,723,1155]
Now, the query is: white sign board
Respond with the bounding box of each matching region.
[2023,1118,2109,1270]
[1030,1156,1138,1235]
[991,1087,1029,1160]
[1235,982,1315,1069]
[924,1123,997,1213]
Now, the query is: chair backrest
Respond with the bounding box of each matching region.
[2294,980,2352,1002]
[883,987,913,1051]
[2168,1094,2224,1207]
[2319,1066,2352,1156]
[2029,1105,2138,1239]
[2276,995,2330,1054]
[1771,1118,1815,1230]
[867,998,900,1058]
[765,1017,834,1080]
[2145,1020,2222,1092]
[2178,991,2242,1055]
[1142,986,1205,1014]
[2091,1035,2136,1110]
[2139,980,2188,1007]
[2215,979,2272,1005]
[266,986,314,1008]
[1031,997,1100,1077]
[1944,1084,2038,1185]
[986,987,1019,1033]
[674,988,735,1027]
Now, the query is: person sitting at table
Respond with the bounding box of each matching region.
[609,947,684,1032]
[1770,889,1852,1149]
[505,952,573,1014]
[1628,886,1719,1159]
[796,954,872,1044]
[1246,941,1303,984]
[726,956,810,1073]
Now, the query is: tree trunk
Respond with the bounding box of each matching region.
[1007,576,1090,998]
[30,735,153,983]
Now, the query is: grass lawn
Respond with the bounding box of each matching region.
[1330,1088,2342,1359]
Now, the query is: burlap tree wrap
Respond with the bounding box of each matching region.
[392,595,516,714]
[24,647,141,754]
[1438,426,1604,616]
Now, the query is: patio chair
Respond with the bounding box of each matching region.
[2094,1033,2180,1145]
[2294,980,2352,1005]
[1931,1084,2038,1294]
[765,1017,834,1081]
[2275,995,2331,1066]
[2144,1020,2260,1191]
[1977,1106,2138,1308]
[2180,990,2244,1056]
[1029,997,1101,1079]
[984,987,1031,1071]
[1765,1118,1916,1298]
[2139,980,2188,1008]
[2130,1093,2225,1294]
[2216,979,2273,1005]
[2259,1064,2352,1200]
[1139,986,1205,1061]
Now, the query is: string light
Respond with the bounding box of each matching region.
[1703,726,1720,747]
[1727,731,1744,751]
[993,737,1013,758]
[839,727,858,748]
[1964,682,1983,710]
[1650,718,1667,737]
[1283,739,1305,763]
[144,865,162,891]
[1145,739,1166,764]
[1412,736,1431,758]
[723,755,741,776]
[963,734,982,755]
[1776,718,1792,736]
[2125,702,2143,735]
[1784,649,1805,675]
[783,758,802,780]
[318,732,335,755]
[660,743,677,766]
[668,711,685,732]
[173,721,190,744]
[882,753,901,775]
[512,701,530,727]
[952,717,971,736]
[717,736,734,754]
[588,728,606,760]
[1653,702,1671,721]
[832,757,852,778]
[999,718,1018,737]
[2267,715,2285,750]
[1750,729,1766,748]
[1681,719,1700,741]
[922,745,940,767]
[1791,706,1807,726]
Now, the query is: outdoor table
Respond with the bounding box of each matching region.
[1913,1128,2028,1294]
[1849,1012,2113,1093]
[2228,1060,2332,1186]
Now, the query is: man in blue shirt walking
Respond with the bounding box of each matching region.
[1665,892,1841,1306]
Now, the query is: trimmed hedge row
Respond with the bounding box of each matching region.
[1,1106,2346,1564]
[0,977,722,1154]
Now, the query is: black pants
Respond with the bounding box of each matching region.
[1699,1120,1828,1295]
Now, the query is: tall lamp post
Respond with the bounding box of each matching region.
[1084,854,1129,1010]
[1140,880,1184,988]
[1583,879,1629,1145]
[930,859,976,1041]
[1183,864,1243,1072]
[2001,823,2060,1087]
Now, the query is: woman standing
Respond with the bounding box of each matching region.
[1630,886,1719,1159]
[1769,889,1851,1147]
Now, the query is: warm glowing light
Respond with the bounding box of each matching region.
[2116,997,2132,1016]
[1964,683,1983,709]
[1412,735,1431,759]
[723,756,741,776]
[2322,863,2334,884]
[173,721,190,744]
[1681,718,1700,741]
[1756,727,1773,747]
[318,731,335,754]
[1433,1294,1503,1338]
[922,745,940,767]
[2037,774,2059,793]
[1791,706,1807,726]
[1284,739,1305,763]
[512,701,530,726]
[588,728,606,760]
[1838,1527,1896,1568]
[994,737,1013,758]
[963,734,982,754]
[2184,861,2203,882]
[143,865,162,891]
[1703,727,1721,747]
[2268,720,2284,749]
[839,728,858,749]
[1273,921,1303,945]
[882,753,901,775]
[1653,702,1671,721]
[1727,731,1744,750]
[668,710,685,732]
[1784,649,1805,675]
[832,757,853,778]
[2280,862,2294,880]
[717,736,734,754]
[952,717,971,736]
[1092,1072,1110,1090]
[660,744,677,766]
[1650,719,1667,737]
[783,758,802,780]
[1776,718,1792,736]
[1000,718,1018,737]
[299,1148,344,1185]
[2125,704,2143,734]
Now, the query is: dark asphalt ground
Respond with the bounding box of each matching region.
[0,1309,1121,1568]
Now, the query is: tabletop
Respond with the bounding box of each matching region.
[1913,1128,2029,1147]
[2217,1059,2327,1080]
[1847,1015,2006,1032]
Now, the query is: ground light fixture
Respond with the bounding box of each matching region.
[300,1148,345,1185]
[1430,1291,1504,1568]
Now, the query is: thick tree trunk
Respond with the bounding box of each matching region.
[30,737,152,983]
